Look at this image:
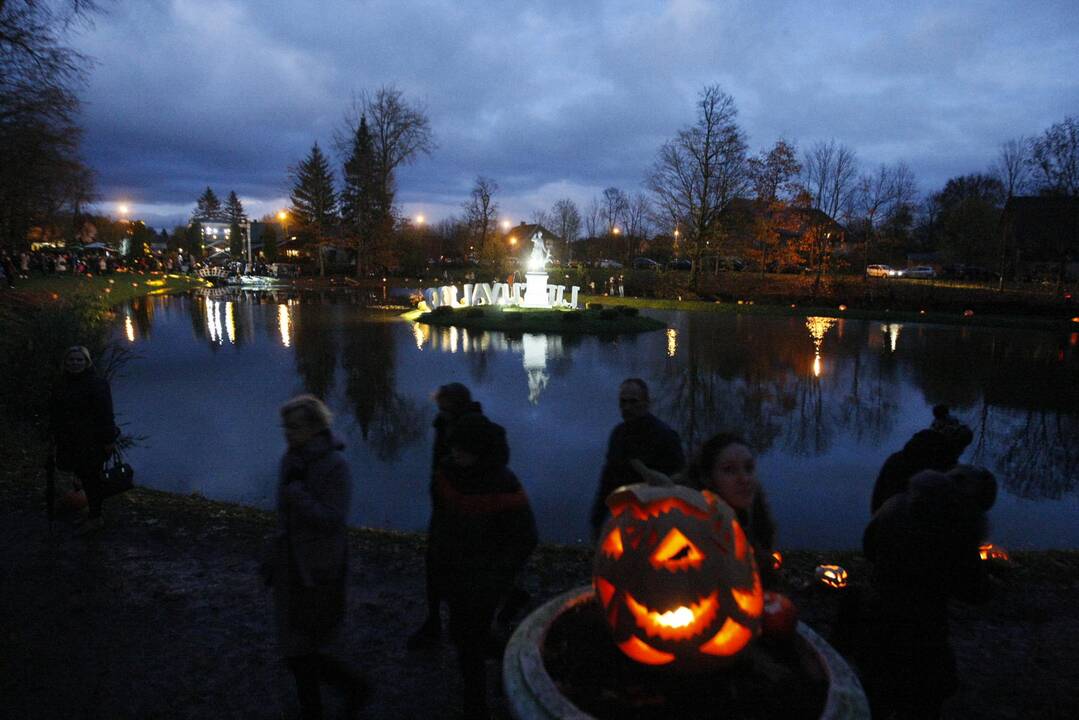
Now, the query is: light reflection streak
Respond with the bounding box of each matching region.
[206,299,222,344]
[805,316,837,377]
[124,315,135,343]
[882,323,902,352]
[278,304,292,347]
[225,302,236,345]
[667,328,678,358]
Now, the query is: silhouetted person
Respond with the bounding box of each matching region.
[858,465,996,719]
[589,378,684,536]
[408,382,486,649]
[871,404,973,514]
[49,346,119,534]
[431,413,536,719]
[265,395,366,719]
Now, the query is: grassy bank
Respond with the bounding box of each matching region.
[2,270,208,306]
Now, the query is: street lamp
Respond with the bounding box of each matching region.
[612,227,621,236]
[277,210,289,240]
[508,236,517,246]
[500,220,511,232]
[415,214,425,226]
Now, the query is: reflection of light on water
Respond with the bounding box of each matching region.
[413,323,429,350]
[805,316,837,377]
[277,304,291,347]
[206,300,222,344]
[124,315,135,343]
[881,323,902,352]
[225,302,236,345]
[666,328,678,358]
[522,333,550,404]
[449,325,459,354]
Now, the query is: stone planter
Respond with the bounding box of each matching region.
[502,587,869,720]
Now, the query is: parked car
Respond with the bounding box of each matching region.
[903,265,935,279]
[595,258,623,269]
[666,258,692,271]
[632,257,662,270]
[867,264,901,278]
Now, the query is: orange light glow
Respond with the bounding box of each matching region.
[600,528,624,559]
[838,304,847,311]
[650,529,704,571]
[771,551,783,571]
[699,617,753,657]
[618,635,675,665]
[625,591,718,642]
[610,497,710,521]
[732,574,763,618]
[732,521,748,560]
[595,577,616,608]
[979,543,1010,562]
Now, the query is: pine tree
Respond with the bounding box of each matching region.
[224,191,247,224]
[341,115,391,276]
[229,222,244,257]
[192,187,223,221]
[289,142,338,276]
[261,224,278,261]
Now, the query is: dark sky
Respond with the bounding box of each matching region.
[72,1,1079,230]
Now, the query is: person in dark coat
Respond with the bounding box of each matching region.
[432,413,537,720]
[266,395,366,720]
[857,465,996,719]
[409,382,489,649]
[685,433,779,589]
[49,346,119,533]
[871,404,974,514]
[589,378,684,536]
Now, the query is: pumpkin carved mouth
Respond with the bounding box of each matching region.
[625,591,718,641]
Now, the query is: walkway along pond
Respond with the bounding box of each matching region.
[112,288,1079,549]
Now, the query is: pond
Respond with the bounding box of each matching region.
[111,288,1079,550]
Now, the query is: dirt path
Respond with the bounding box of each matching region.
[2,454,1078,719]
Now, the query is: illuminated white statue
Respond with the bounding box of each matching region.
[528,231,551,271]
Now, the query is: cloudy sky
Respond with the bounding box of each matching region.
[72,0,1079,230]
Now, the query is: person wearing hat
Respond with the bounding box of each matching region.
[408,382,488,650]
[858,465,997,719]
[870,404,974,514]
[49,346,120,533]
[430,413,536,720]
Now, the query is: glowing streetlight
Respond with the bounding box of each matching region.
[612,226,621,236]
[508,236,517,246]
[117,203,130,217]
[500,220,511,232]
[415,214,426,226]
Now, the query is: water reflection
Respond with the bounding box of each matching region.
[114,290,1079,546]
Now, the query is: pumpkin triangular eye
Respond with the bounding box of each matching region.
[601,527,624,559]
[650,528,703,571]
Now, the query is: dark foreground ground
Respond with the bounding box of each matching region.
[2,436,1078,719]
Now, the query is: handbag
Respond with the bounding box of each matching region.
[99,449,135,499]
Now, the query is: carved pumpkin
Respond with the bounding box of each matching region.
[978,543,1010,562]
[592,483,763,668]
[815,564,849,589]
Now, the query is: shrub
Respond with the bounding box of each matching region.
[431,305,453,316]
[616,305,639,316]
[600,308,618,321]
[506,313,523,323]
[561,311,583,322]
[465,307,485,318]
[587,302,603,310]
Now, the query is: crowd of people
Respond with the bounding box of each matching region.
[49,345,994,719]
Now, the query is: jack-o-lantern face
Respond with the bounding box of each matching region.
[593,483,763,668]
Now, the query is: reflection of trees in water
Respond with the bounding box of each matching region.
[656,315,901,457]
[994,410,1078,499]
[293,303,337,399]
[340,317,427,461]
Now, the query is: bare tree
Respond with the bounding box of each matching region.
[801,140,858,290]
[584,196,601,239]
[994,136,1033,199]
[646,84,749,285]
[856,164,896,274]
[463,176,499,266]
[530,209,552,228]
[622,193,651,259]
[1031,117,1079,196]
[551,198,581,263]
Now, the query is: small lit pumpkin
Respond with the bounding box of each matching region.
[978,543,1010,562]
[761,591,798,640]
[815,564,849,589]
[593,483,763,668]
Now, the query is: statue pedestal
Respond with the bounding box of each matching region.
[521,271,551,308]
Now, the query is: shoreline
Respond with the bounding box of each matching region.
[2,422,1078,718]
